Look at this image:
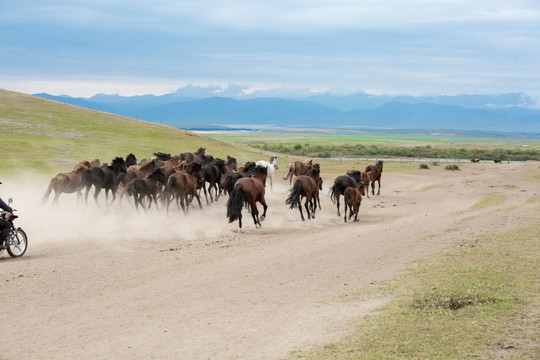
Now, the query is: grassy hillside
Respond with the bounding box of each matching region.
[0,89,263,177]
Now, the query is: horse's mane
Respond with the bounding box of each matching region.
[73,160,91,172]
[153,152,171,161]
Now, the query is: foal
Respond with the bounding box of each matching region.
[343,184,366,223]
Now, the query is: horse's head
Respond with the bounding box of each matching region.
[111,157,127,174]
[195,147,206,156]
[189,162,204,182]
[126,153,137,167]
[270,155,278,169]
[377,160,384,171]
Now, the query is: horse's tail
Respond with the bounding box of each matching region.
[329,183,339,204]
[41,178,55,204]
[125,180,136,196]
[162,176,176,199]
[220,174,235,195]
[283,163,295,180]
[226,184,245,222]
[285,179,302,209]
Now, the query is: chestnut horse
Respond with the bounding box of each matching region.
[283,159,313,188]
[285,165,321,221]
[42,160,92,206]
[364,160,383,196]
[162,162,204,214]
[226,166,268,232]
[343,184,365,223]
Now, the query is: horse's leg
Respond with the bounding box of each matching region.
[336,195,341,217]
[298,197,305,221]
[354,204,360,222]
[376,179,381,195]
[250,204,260,228]
[343,201,348,223]
[201,183,210,205]
[194,193,203,209]
[93,186,101,206]
[304,198,312,220]
[259,199,268,222]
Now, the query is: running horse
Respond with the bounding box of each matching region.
[283,159,313,188]
[256,155,279,190]
[162,162,204,214]
[343,184,366,223]
[226,166,268,232]
[364,160,383,196]
[285,164,321,221]
[42,160,93,206]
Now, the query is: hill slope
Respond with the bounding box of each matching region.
[0,89,258,176]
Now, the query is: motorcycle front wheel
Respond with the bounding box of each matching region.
[7,228,27,258]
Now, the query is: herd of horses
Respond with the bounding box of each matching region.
[42,148,384,231]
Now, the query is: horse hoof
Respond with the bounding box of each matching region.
[260,216,265,222]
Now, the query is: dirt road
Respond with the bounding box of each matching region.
[1,161,538,359]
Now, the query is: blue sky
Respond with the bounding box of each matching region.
[1,0,539,102]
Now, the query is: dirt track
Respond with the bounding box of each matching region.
[1,161,538,359]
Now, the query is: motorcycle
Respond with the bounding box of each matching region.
[0,198,28,258]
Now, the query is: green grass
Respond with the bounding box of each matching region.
[0,89,263,177]
[290,222,540,359]
[471,193,507,210]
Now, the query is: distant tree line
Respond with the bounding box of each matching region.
[252,143,540,161]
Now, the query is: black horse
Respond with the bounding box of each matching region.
[329,171,362,217]
[75,157,127,205]
[220,162,257,197]
[200,158,227,204]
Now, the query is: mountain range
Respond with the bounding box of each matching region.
[33,90,540,133]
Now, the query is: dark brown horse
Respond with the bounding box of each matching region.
[285,165,321,221]
[162,162,204,214]
[42,160,92,206]
[283,159,313,188]
[180,147,206,163]
[76,157,128,205]
[364,160,383,196]
[343,185,365,223]
[494,159,502,164]
[126,168,165,213]
[226,166,268,232]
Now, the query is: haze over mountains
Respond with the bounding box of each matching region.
[34,87,540,133]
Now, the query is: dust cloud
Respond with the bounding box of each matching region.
[1,175,324,249]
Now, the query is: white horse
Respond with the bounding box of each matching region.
[256,155,278,190]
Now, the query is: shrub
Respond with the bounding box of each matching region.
[445,164,460,171]
[419,163,429,169]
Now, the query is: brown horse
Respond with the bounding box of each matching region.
[42,160,92,206]
[180,147,206,163]
[494,159,502,164]
[343,185,365,223]
[329,170,362,216]
[226,166,268,232]
[162,162,204,214]
[283,159,313,188]
[126,168,165,213]
[285,165,321,221]
[364,160,383,196]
